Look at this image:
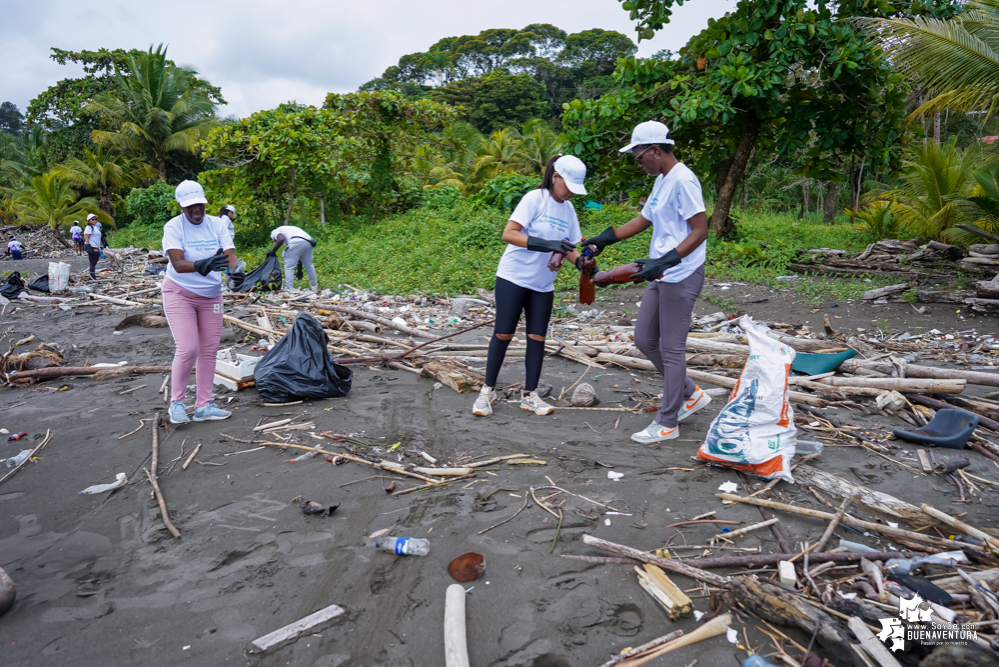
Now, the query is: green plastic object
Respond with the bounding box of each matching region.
[791,349,856,376]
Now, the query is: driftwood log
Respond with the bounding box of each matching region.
[317,304,436,339]
[976,281,999,299]
[841,359,999,388]
[794,465,931,526]
[816,376,965,394]
[115,314,168,330]
[11,365,172,382]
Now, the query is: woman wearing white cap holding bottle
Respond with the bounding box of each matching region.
[162,180,236,424]
[581,121,711,443]
[472,154,591,417]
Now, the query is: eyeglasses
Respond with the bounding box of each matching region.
[634,146,653,162]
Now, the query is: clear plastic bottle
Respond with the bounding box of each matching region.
[376,537,430,556]
[743,657,778,667]
[5,450,32,468]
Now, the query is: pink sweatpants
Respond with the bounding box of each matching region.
[162,279,224,407]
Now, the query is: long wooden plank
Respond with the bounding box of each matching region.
[250,603,345,653]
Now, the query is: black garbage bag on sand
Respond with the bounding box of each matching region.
[0,272,27,300]
[28,276,50,292]
[231,255,282,292]
[254,312,353,403]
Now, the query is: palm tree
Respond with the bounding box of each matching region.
[953,162,999,243]
[13,172,105,246]
[878,139,981,240]
[857,0,999,118]
[52,147,157,228]
[513,118,561,175]
[469,128,523,184]
[423,48,454,87]
[87,45,218,179]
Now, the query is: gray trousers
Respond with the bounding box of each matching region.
[634,265,705,427]
[282,238,317,288]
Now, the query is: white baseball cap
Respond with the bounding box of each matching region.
[175,180,208,207]
[554,155,587,196]
[619,121,675,153]
[223,205,236,214]
[86,213,98,221]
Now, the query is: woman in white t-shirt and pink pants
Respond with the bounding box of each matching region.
[162,180,237,424]
[583,121,712,444]
[472,155,590,417]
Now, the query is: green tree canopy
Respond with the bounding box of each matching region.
[431,72,548,133]
[0,102,24,135]
[87,45,220,180]
[563,0,957,233]
[26,47,224,164]
[201,92,461,228]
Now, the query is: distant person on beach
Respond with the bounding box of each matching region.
[6,236,23,260]
[268,224,317,293]
[70,221,84,256]
[162,180,236,424]
[219,205,236,242]
[472,155,589,418]
[83,214,102,278]
[582,121,711,444]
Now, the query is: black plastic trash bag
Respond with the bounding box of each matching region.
[0,272,27,300]
[231,255,282,292]
[253,312,353,403]
[28,276,50,292]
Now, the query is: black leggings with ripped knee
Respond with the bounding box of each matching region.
[485,277,554,392]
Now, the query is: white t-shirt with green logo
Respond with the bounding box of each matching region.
[496,189,581,293]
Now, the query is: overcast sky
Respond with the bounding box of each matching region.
[2,0,733,120]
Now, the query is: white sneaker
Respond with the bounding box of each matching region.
[631,421,679,444]
[521,390,554,416]
[473,386,496,416]
[677,385,712,422]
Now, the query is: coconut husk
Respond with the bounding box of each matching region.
[115,314,168,330]
[1,344,64,372]
[571,383,598,407]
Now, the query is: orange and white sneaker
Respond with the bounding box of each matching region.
[520,390,554,416]
[677,385,712,422]
[473,386,496,416]
[631,421,679,444]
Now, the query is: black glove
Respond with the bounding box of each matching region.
[194,253,229,276]
[266,248,278,258]
[526,236,575,254]
[580,226,619,255]
[630,249,681,282]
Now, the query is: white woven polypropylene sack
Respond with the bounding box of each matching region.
[48,262,70,293]
[697,315,797,481]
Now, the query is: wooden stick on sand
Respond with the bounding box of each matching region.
[444,583,470,667]
[617,614,732,667]
[146,413,181,539]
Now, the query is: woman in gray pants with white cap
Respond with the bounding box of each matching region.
[268,224,318,292]
[582,120,712,444]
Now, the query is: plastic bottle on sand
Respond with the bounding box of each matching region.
[376,537,430,556]
[6,450,32,468]
[744,657,778,667]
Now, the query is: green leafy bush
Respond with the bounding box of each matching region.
[423,184,463,209]
[469,173,540,211]
[125,182,176,227]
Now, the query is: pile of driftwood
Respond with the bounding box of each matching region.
[790,237,999,285]
[0,224,76,259]
[568,457,999,666]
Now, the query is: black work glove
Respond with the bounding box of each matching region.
[630,249,681,282]
[229,270,246,285]
[526,236,575,254]
[266,248,278,258]
[580,226,619,255]
[194,253,229,276]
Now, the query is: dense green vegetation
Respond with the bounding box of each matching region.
[4,0,999,293]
